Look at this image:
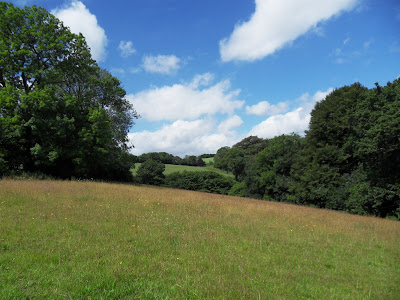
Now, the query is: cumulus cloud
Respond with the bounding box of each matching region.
[220,0,358,62]
[249,88,333,138]
[128,118,242,157]
[118,41,136,58]
[127,74,244,121]
[218,115,243,133]
[246,100,289,116]
[142,55,181,74]
[52,1,108,62]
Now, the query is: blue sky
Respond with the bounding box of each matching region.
[10,0,400,156]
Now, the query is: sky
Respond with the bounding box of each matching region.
[9,0,400,157]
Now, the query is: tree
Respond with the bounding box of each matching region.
[136,159,165,185]
[165,171,235,194]
[213,146,231,171]
[0,3,138,181]
[233,136,268,155]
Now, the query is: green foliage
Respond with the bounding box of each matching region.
[0,3,137,181]
[136,159,165,185]
[137,152,209,167]
[228,181,247,197]
[165,171,235,194]
[137,152,180,164]
[232,135,269,155]
[214,79,400,219]
[213,146,231,171]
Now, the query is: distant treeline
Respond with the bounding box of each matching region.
[137,152,214,167]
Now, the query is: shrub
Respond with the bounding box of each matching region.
[165,171,235,194]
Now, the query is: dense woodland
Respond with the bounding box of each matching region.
[1,3,399,219]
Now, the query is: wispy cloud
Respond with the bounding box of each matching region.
[118,41,136,58]
[332,37,373,64]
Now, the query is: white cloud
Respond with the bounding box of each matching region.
[218,115,243,133]
[129,118,241,157]
[190,73,214,88]
[119,41,136,58]
[249,89,333,138]
[142,55,181,74]
[127,74,244,121]
[52,1,108,62]
[246,100,289,116]
[249,107,311,138]
[220,0,358,62]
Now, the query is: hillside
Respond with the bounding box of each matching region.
[132,163,234,178]
[1,179,399,299]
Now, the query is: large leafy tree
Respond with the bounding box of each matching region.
[0,2,138,180]
[136,159,165,185]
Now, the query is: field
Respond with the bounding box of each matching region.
[201,157,214,165]
[1,179,399,299]
[132,163,234,178]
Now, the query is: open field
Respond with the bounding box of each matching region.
[0,179,399,299]
[132,163,234,178]
[202,157,214,165]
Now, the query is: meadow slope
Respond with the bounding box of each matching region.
[0,179,399,299]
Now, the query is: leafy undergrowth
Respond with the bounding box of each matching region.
[0,179,399,299]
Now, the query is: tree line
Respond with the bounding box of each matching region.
[137,152,210,167]
[215,80,400,219]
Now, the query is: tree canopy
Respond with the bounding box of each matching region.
[219,79,400,219]
[0,2,138,180]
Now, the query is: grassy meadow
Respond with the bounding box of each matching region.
[0,179,399,299]
[201,157,214,165]
[132,163,234,178]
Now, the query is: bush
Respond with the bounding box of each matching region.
[136,159,165,185]
[165,171,235,194]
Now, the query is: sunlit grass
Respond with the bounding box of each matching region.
[132,162,234,178]
[0,179,399,299]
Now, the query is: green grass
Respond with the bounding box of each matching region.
[132,162,234,178]
[1,179,399,299]
[202,157,214,165]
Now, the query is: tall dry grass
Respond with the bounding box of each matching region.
[0,179,399,299]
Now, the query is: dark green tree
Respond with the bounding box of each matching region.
[165,171,235,194]
[232,136,268,155]
[0,3,138,181]
[213,146,231,171]
[136,159,165,185]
